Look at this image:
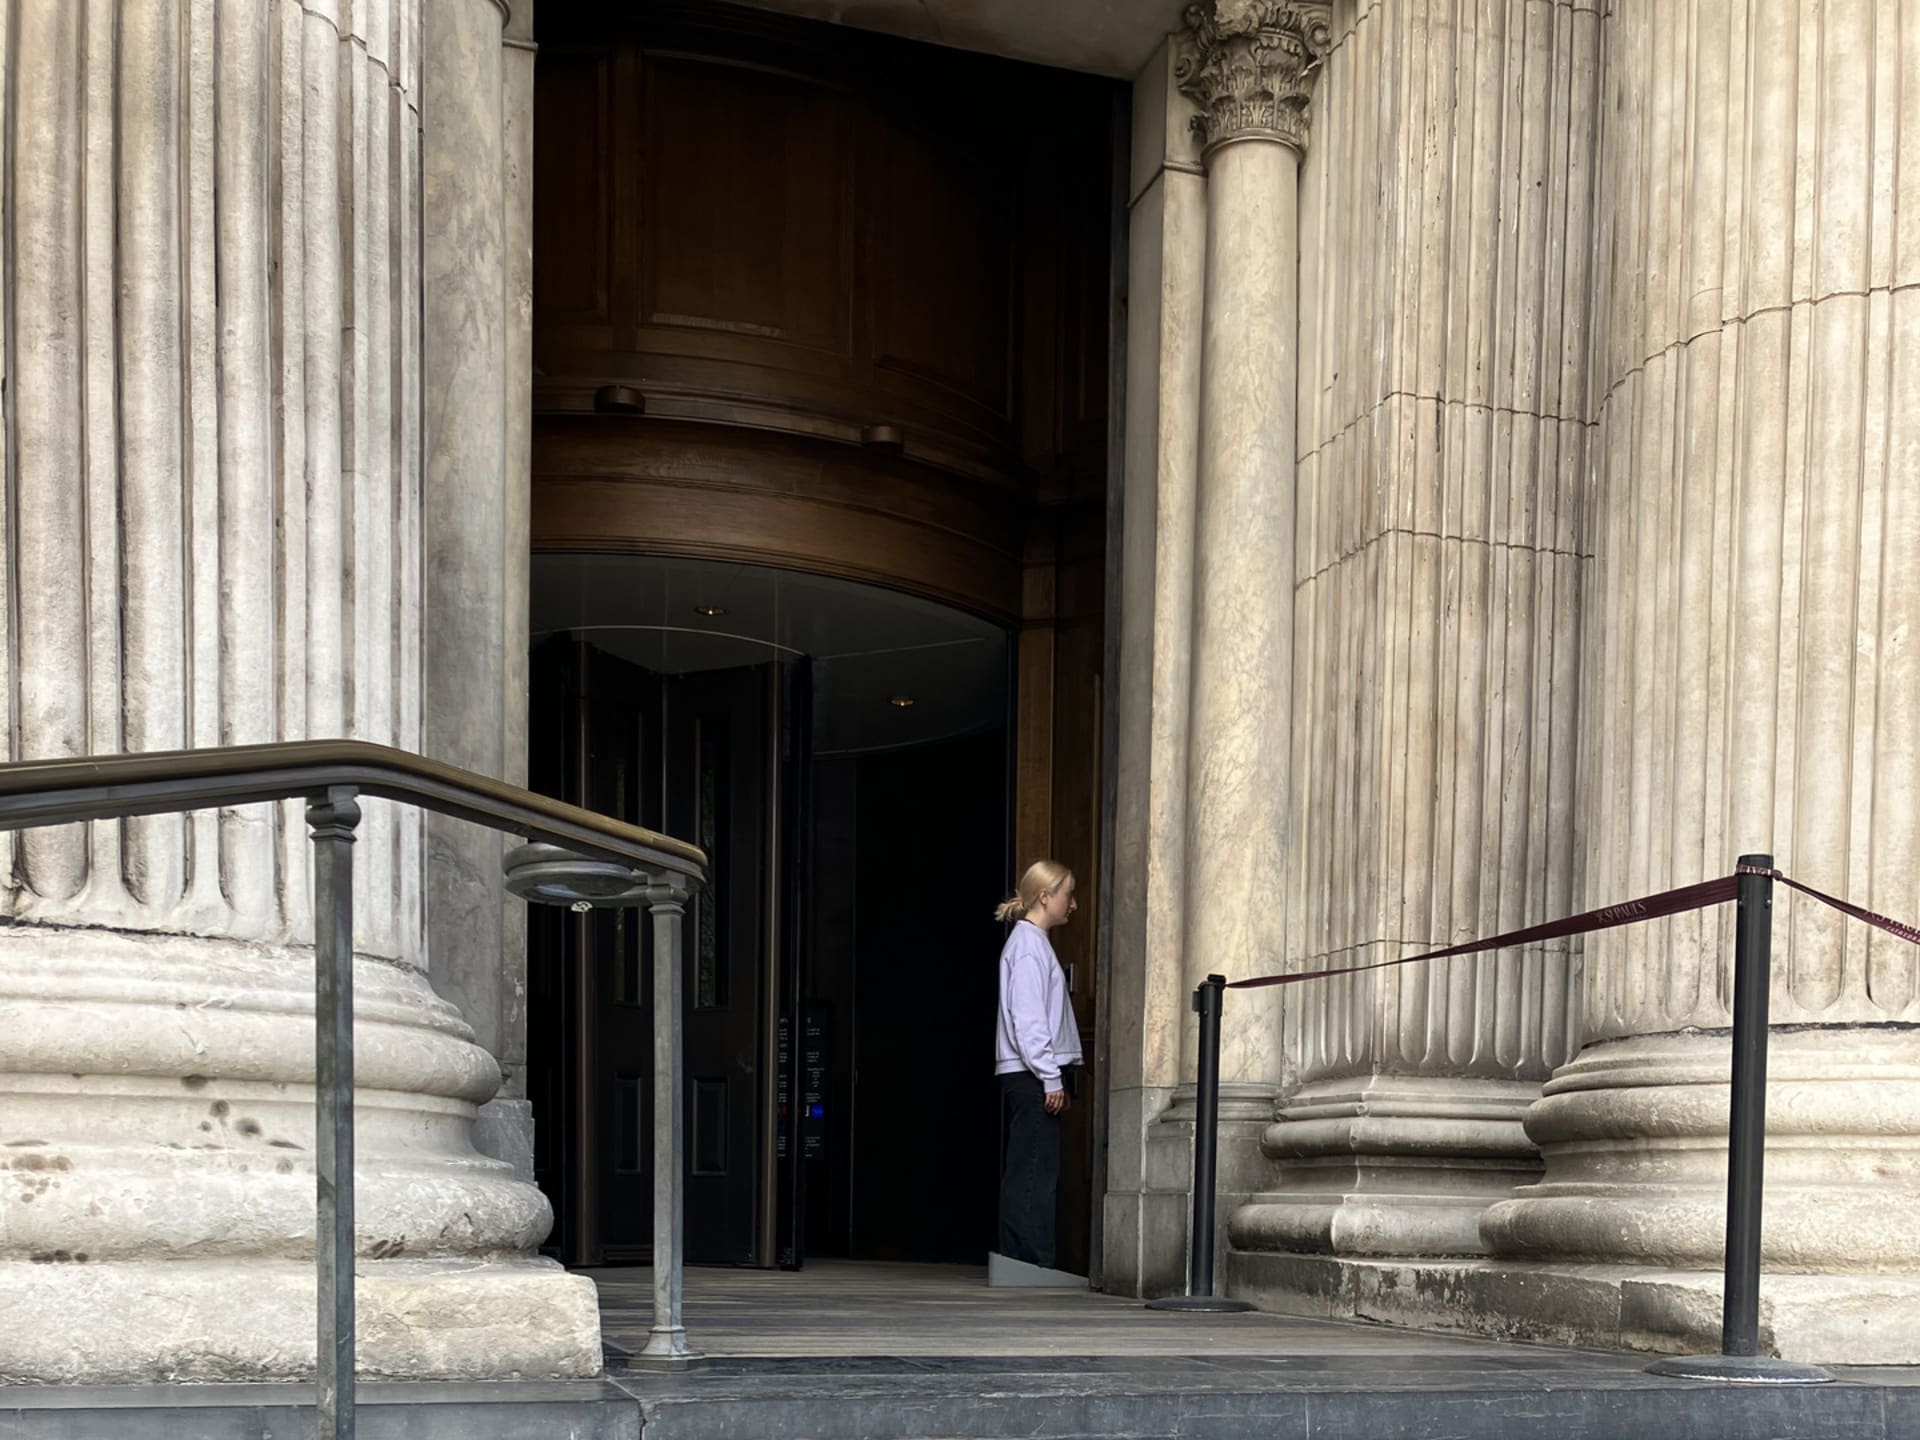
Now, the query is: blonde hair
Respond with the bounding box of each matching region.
[995,859,1073,924]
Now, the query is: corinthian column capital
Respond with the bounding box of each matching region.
[1175,0,1332,156]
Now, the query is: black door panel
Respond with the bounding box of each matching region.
[529,640,782,1268]
[666,666,771,1266]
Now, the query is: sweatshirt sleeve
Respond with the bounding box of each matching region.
[1002,937,1062,1090]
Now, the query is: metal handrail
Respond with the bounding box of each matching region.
[0,740,708,1437]
[0,739,704,873]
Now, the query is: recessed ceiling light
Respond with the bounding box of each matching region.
[693,605,727,618]
[889,695,916,709]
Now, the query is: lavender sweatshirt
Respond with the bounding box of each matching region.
[994,920,1083,1091]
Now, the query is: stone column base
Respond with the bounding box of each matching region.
[0,927,595,1383]
[1482,1026,1920,1268]
[473,1095,538,1186]
[0,1257,602,1383]
[1225,1249,1920,1365]
[1127,1082,1276,1298]
[1233,1076,1543,1257]
[1100,1083,1187,1299]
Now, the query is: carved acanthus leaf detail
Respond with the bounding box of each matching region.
[1175,1,1333,155]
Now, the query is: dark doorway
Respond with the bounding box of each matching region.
[527,556,1023,1272]
[529,0,1117,1281]
[798,732,1006,1262]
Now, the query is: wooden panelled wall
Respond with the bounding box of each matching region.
[530,1,1118,1267]
[531,1,1113,618]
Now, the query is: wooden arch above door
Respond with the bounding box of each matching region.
[532,417,1026,621]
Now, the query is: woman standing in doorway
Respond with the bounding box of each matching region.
[993,859,1081,1269]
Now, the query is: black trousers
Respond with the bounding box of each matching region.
[997,1070,1063,1267]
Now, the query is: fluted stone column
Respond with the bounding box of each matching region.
[1143,0,1331,1269]
[421,0,539,1179]
[1230,0,1599,1266]
[1483,0,1920,1315]
[1104,41,1208,1299]
[0,0,596,1383]
[468,0,538,1185]
[423,0,508,1105]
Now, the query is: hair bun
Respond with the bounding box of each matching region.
[996,860,1071,925]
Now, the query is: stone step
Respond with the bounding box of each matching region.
[0,1380,639,1440]
[621,1356,1913,1440]
[15,1358,1908,1440]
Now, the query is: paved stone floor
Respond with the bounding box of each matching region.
[591,1261,1920,1439]
[8,1261,1920,1437]
[590,1258,1603,1358]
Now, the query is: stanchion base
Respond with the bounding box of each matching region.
[1644,1354,1835,1385]
[627,1330,704,1372]
[626,1350,704,1372]
[1144,1295,1256,1314]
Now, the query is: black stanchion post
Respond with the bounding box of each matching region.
[1645,854,1831,1385]
[1722,852,1773,1356]
[1190,974,1223,1296]
[1147,975,1252,1314]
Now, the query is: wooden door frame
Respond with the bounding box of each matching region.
[1011,504,1106,1277]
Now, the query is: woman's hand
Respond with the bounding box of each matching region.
[1044,1088,1069,1115]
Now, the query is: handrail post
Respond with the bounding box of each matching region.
[309,786,362,1438]
[1644,854,1831,1385]
[1147,975,1252,1314]
[637,877,699,1366]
